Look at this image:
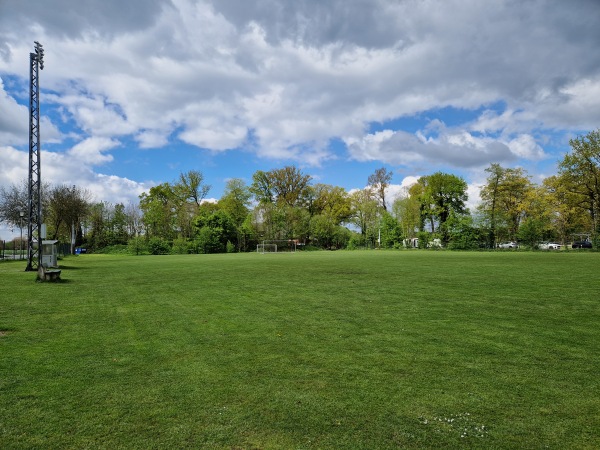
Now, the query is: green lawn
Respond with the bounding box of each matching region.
[1,251,599,449]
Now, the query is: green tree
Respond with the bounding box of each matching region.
[558,129,600,237]
[310,184,352,224]
[417,172,468,244]
[379,211,403,248]
[175,170,211,207]
[193,210,237,254]
[139,183,178,240]
[218,179,252,250]
[392,186,421,239]
[350,188,379,240]
[543,175,590,244]
[479,165,533,243]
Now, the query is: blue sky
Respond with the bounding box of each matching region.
[1,0,600,239]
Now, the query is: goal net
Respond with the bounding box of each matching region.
[257,243,278,253]
[256,240,298,253]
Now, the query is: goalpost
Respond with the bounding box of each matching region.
[256,240,298,253]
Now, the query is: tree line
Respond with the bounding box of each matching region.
[1,130,599,253]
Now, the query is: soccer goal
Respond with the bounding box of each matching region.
[256,240,298,253]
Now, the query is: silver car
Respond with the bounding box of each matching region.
[498,242,518,249]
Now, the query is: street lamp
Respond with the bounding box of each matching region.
[19,211,24,260]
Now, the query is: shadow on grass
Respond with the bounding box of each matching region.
[35,278,75,284]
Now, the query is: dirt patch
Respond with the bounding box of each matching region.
[0,330,11,337]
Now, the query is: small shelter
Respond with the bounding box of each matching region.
[41,240,59,268]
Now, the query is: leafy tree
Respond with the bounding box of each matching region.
[250,166,311,207]
[417,172,468,244]
[558,129,600,237]
[219,179,252,250]
[249,170,274,204]
[349,188,379,240]
[86,202,111,250]
[379,211,403,248]
[310,184,352,224]
[175,170,211,207]
[446,214,483,250]
[392,186,421,239]
[249,166,311,242]
[310,214,337,249]
[479,163,503,247]
[479,165,533,242]
[127,236,147,255]
[45,185,88,241]
[270,166,312,207]
[542,175,589,243]
[193,210,237,253]
[219,179,252,227]
[139,183,178,240]
[368,167,393,211]
[517,217,546,249]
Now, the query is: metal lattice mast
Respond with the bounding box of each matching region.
[25,41,44,272]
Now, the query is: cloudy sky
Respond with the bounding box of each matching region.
[1,0,600,238]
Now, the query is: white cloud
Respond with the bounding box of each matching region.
[345,128,521,168]
[67,137,119,165]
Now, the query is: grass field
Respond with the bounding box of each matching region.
[1,251,599,449]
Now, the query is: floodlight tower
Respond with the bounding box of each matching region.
[25,41,44,271]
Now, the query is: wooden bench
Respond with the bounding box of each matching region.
[38,266,62,282]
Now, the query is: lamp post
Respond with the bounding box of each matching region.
[19,211,24,260]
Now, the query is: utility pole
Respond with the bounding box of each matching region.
[25,41,44,271]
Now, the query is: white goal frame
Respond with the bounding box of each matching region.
[256,240,298,253]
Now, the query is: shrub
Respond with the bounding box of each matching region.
[127,236,148,255]
[226,240,236,253]
[148,237,171,255]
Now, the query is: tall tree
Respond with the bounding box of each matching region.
[45,184,91,252]
[139,183,178,240]
[480,163,503,247]
[218,178,252,250]
[175,170,211,207]
[479,165,533,242]
[310,184,352,224]
[558,129,600,236]
[368,167,393,211]
[392,185,421,238]
[219,179,252,227]
[350,188,379,239]
[269,166,312,208]
[249,170,274,204]
[417,172,468,244]
[249,166,312,242]
[0,181,29,228]
[542,175,590,243]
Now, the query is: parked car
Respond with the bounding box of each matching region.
[572,241,592,249]
[539,242,561,250]
[498,242,518,249]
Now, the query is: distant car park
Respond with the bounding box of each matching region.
[572,241,592,249]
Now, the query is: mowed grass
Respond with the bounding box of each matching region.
[1,251,599,449]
